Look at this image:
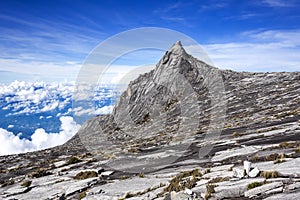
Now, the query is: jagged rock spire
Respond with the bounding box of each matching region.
[168,41,187,56]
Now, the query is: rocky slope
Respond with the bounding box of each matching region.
[0,42,300,200]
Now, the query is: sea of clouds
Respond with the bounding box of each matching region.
[0,116,80,155]
[0,81,115,156]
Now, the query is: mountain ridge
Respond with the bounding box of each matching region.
[0,42,299,200]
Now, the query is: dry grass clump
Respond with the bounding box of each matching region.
[0,179,15,187]
[205,184,216,199]
[74,171,98,180]
[261,171,279,179]
[279,142,294,149]
[29,168,52,178]
[66,156,82,165]
[231,132,240,137]
[163,169,202,193]
[21,180,32,187]
[264,153,283,161]
[79,190,88,199]
[208,177,230,184]
[247,182,263,190]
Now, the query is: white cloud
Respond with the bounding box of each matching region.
[262,0,294,7]
[94,105,114,115]
[73,105,114,116]
[0,116,80,156]
[1,81,74,116]
[186,29,300,72]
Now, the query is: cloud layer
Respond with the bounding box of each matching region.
[0,116,80,156]
[0,81,74,116]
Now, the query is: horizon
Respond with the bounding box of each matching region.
[0,0,300,83]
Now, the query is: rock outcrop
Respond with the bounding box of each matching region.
[0,42,300,200]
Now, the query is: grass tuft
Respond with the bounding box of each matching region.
[205,184,215,199]
[21,180,32,187]
[261,171,279,179]
[67,156,82,165]
[163,169,202,193]
[74,171,98,180]
[247,182,263,190]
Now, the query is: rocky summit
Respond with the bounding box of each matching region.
[1,42,300,200]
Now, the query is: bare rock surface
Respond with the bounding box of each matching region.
[0,42,299,199]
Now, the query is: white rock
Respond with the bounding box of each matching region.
[54,161,66,168]
[184,187,193,195]
[263,191,300,200]
[214,178,265,199]
[210,164,234,172]
[212,146,260,162]
[171,191,191,200]
[170,191,177,199]
[265,186,283,195]
[101,171,114,176]
[87,176,169,197]
[252,158,300,177]
[249,167,260,178]
[244,161,251,175]
[286,182,300,191]
[233,167,245,178]
[3,185,28,196]
[245,182,283,198]
[195,179,209,186]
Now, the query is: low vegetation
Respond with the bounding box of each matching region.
[74,171,98,180]
[0,179,15,187]
[261,171,279,179]
[79,190,88,199]
[205,184,216,199]
[231,132,240,137]
[66,156,82,165]
[208,177,230,184]
[247,182,263,190]
[29,168,52,178]
[21,180,32,187]
[279,142,294,149]
[163,169,202,192]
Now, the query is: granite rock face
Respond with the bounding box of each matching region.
[1,42,300,200]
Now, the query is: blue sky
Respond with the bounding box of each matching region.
[0,0,300,83]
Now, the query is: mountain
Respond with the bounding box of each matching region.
[1,42,300,200]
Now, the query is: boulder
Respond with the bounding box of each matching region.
[244,161,251,175]
[233,167,245,178]
[249,167,260,178]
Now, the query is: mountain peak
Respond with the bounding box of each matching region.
[168,40,187,56]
